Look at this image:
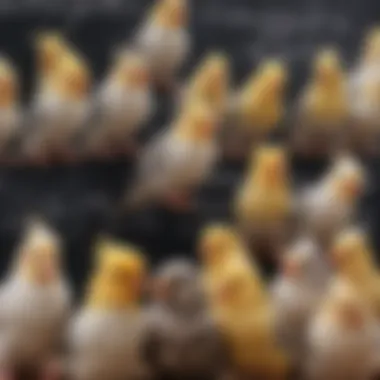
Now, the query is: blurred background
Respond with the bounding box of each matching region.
[0,0,379,295]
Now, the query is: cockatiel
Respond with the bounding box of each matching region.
[329,228,380,318]
[305,279,377,380]
[134,0,190,90]
[0,57,22,162]
[292,48,348,157]
[87,50,154,159]
[0,218,71,379]
[67,238,150,380]
[210,260,291,380]
[145,259,231,380]
[197,224,257,308]
[127,100,219,210]
[224,59,287,159]
[26,47,91,164]
[300,155,365,247]
[349,27,380,154]
[181,52,230,114]
[271,237,330,365]
[235,145,294,257]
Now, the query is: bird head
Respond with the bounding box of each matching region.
[188,52,230,109]
[16,218,61,286]
[112,51,150,89]
[88,238,146,309]
[362,26,380,65]
[153,0,187,29]
[152,259,204,315]
[313,48,344,87]
[198,224,243,268]
[215,263,263,309]
[35,31,68,78]
[329,228,373,273]
[175,100,218,142]
[281,238,319,280]
[52,51,90,100]
[250,145,288,187]
[328,157,365,203]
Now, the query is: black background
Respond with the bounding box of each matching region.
[0,0,379,296]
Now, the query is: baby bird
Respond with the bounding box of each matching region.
[127,100,219,211]
[225,59,287,160]
[67,238,150,380]
[87,50,154,159]
[145,259,231,380]
[0,56,22,163]
[272,237,330,365]
[181,52,230,114]
[305,279,377,380]
[235,145,294,259]
[329,227,380,318]
[350,27,380,155]
[0,218,71,379]
[300,155,365,247]
[293,48,348,157]
[210,260,291,380]
[134,0,190,91]
[26,47,91,164]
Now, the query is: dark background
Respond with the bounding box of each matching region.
[0,0,379,296]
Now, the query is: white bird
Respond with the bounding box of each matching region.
[134,0,190,91]
[0,218,71,379]
[300,155,365,247]
[305,279,377,380]
[272,237,330,365]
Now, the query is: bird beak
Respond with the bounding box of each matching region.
[341,179,361,200]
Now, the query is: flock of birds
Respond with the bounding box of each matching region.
[3,0,380,379]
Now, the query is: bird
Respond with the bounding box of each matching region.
[25,47,92,165]
[329,227,380,318]
[126,100,219,211]
[208,260,291,380]
[0,217,72,380]
[197,224,256,308]
[349,26,380,155]
[235,145,294,262]
[292,48,348,157]
[305,279,377,380]
[299,154,365,247]
[34,31,70,93]
[271,237,330,366]
[86,50,154,160]
[180,52,230,115]
[224,59,287,160]
[145,258,232,380]
[67,238,151,380]
[133,0,190,92]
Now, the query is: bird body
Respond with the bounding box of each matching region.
[305,280,376,380]
[293,49,348,156]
